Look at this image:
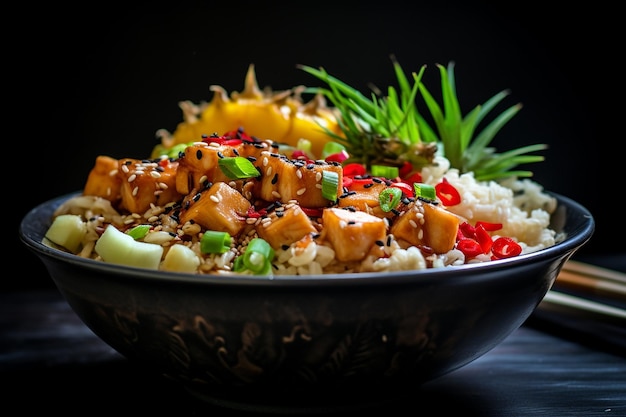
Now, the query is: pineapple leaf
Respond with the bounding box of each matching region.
[299,58,547,181]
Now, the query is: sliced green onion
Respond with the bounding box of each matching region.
[379,187,403,212]
[166,142,192,159]
[321,141,346,159]
[234,237,274,275]
[200,230,232,254]
[321,170,339,201]
[127,224,150,240]
[414,183,437,201]
[371,165,399,179]
[297,138,312,154]
[218,157,260,179]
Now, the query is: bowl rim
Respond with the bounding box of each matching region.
[20,190,595,288]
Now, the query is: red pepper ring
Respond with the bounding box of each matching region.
[491,237,522,259]
[435,178,461,206]
[456,238,483,258]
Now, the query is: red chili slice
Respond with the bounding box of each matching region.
[456,238,483,258]
[343,163,367,177]
[435,178,461,206]
[291,149,309,160]
[399,161,414,178]
[491,237,522,259]
[390,182,414,198]
[403,171,423,186]
[475,221,503,232]
[459,222,476,239]
[325,150,350,164]
[300,207,323,218]
[474,224,494,254]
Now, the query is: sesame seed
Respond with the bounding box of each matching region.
[409,219,418,228]
[266,166,273,176]
[315,172,322,182]
[263,157,269,166]
[210,195,220,203]
[296,170,302,179]
[150,171,161,178]
[132,186,139,196]
[121,165,129,174]
[296,187,306,195]
[272,191,281,199]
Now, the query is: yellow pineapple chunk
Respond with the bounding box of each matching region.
[321,207,387,262]
[255,204,317,249]
[390,200,460,254]
[179,182,251,236]
[117,158,183,214]
[83,155,122,204]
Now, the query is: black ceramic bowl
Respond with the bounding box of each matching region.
[20,191,594,413]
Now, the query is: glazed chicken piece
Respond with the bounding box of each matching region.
[179,182,251,236]
[320,207,387,262]
[390,200,460,254]
[252,151,343,208]
[116,158,183,214]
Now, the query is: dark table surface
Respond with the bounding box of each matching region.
[1,285,625,417]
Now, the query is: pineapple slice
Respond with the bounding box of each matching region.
[253,151,343,207]
[179,182,251,236]
[83,155,122,204]
[390,200,460,254]
[320,207,387,262]
[255,203,317,249]
[117,158,183,214]
[161,244,201,273]
[44,214,87,253]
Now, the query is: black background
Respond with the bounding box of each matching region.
[10,1,623,290]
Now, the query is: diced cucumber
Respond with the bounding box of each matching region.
[45,214,87,253]
[95,225,163,269]
[161,244,201,273]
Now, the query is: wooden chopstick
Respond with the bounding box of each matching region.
[542,290,626,322]
[555,260,626,301]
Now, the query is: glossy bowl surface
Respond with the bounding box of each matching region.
[20,191,594,412]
